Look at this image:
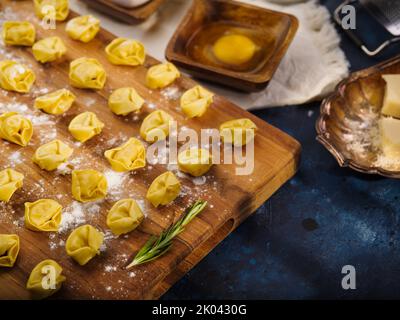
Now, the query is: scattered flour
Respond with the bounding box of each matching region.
[160,86,181,100]
[59,201,86,234]
[104,170,127,200]
[8,151,22,165]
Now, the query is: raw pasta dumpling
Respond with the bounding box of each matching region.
[140,110,173,143]
[24,199,62,232]
[105,38,145,66]
[0,112,33,146]
[34,0,69,21]
[0,234,20,267]
[107,199,144,236]
[0,60,35,93]
[181,85,214,118]
[0,168,24,202]
[108,87,144,116]
[27,259,66,299]
[178,148,213,177]
[33,140,73,171]
[66,15,100,43]
[146,62,180,89]
[71,169,107,202]
[146,171,181,207]
[69,57,106,90]
[2,21,35,46]
[65,224,104,265]
[220,118,257,146]
[104,137,146,172]
[32,36,66,63]
[34,89,75,115]
[68,111,104,143]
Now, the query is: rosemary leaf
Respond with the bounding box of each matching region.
[126,200,207,269]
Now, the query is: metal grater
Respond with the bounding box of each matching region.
[334,0,400,56]
[360,0,400,36]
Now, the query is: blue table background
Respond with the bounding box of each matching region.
[164,0,400,299]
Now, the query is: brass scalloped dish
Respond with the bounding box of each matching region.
[316,55,400,178]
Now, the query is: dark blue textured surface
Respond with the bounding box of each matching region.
[164,0,400,299]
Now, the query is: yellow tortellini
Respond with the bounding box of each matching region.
[0,112,33,146]
[34,0,69,21]
[26,259,66,299]
[65,224,104,266]
[34,89,75,115]
[66,15,100,43]
[0,168,24,202]
[220,118,257,146]
[108,87,144,116]
[68,111,104,143]
[104,138,146,172]
[32,140,73,171]
[2,21,36,46]
[106,199,144,236]
[71,169,108,203]
[32,36,67,63]
[69,57,106,90]
[140,110,173,143]
[146,171,181,208]
[105,38,145,66]
[146,62,180,89]
[0,234,20,267]
[178,148,213,177]
[0,60,36,93]
[181,85,214,118]
[24,199,62,232]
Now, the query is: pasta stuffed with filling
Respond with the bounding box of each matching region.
[104,138,146,172]
[178,148,213,177]
[108,87,144,116]
[0,234,20,267]
[66,15,100,43]
[69,57,106,90]
[140,110,173,143]
[105,38,145,66]
[106,199,144,236]
[146,171,181,207]
[0,112,33,146]
[0,168,24,202]
[34,89,75,115]
[180,85,214,118]
[220,118,257,146]
[71,169,108,202]
[146,62,180,89]
[68,111,104,143]
[34,0,69,21]
[0,60,35,93]
[24,199,62,232]
[65,224,104,265]
[26,259,66,299]
[32,36,66,63]
[32,140,73,171]
[2,21,35,46]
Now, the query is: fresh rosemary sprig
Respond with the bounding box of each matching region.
[126,200,208,269]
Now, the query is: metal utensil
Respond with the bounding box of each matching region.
[334,0,400,56]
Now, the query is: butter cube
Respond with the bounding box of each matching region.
[381,75,400,118]
[380,117,400,157]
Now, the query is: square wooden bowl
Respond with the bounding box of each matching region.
[80,0,166,24]
[165,0,299,92]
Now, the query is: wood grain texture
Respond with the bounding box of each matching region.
[0,0,300,300]
[80,0,166,24]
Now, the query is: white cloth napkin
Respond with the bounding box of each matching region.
[70,0,349,109]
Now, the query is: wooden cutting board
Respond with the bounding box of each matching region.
[80,0,166,25]
[0,0,300,300]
